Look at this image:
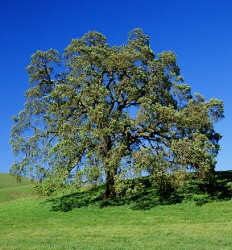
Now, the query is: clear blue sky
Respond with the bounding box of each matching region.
[1,0,231,173]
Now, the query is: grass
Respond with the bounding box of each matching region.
[1,197,232,249]
[0,173,34,203]
[0,173,32,188]
[1,173,232,249]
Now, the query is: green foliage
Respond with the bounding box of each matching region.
[10,28,224,198]
[225,181,232,192]
[192,194,210,206]
[33,179,65,196]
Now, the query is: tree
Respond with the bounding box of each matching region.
[10,29,224,198]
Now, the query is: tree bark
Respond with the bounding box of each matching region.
[105,170,116,199]
[100,135,117,199]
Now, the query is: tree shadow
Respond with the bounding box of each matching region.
[43,171,232,212]
[44,185,104,212]
[44,183,183,212]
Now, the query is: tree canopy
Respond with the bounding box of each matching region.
[10,29,224,198]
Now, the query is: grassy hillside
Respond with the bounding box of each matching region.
[0,173,35,203]
[0,172,232,249]
[0,173,32,188]
[0,196,232,249]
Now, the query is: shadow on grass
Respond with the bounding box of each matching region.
[44,185,104,212]
[44,184,183,212]
[43,171,232,212]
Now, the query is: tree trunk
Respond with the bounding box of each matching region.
[105,170,116,199]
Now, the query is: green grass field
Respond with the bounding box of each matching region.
[0,173,32,188]
[0,173,34,203]
[1,173,232,250]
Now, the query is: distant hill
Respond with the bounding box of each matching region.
[0,173,35,203]
[0,173,32,189]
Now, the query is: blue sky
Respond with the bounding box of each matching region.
[1,0,231,172]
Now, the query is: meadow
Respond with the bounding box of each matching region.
[0,173,232,250]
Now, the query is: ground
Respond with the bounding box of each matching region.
[1,173,232,250]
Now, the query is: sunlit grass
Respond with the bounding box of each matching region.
[1,172,232,249]
[1,196,232,249]
[0,173,35,203]
[0,173,31,188]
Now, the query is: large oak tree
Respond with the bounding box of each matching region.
[10,29,224,198]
